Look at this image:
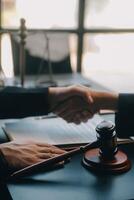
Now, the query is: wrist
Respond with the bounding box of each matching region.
[48,87,69,110]
[92,90,119,112]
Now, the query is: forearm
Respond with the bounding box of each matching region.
[0,86,49,118]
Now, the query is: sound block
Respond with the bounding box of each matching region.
[82,148,131,174]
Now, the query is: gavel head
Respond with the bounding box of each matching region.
[82,120,131,173]
[96,120,118,160]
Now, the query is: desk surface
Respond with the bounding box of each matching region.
[5,114,134,200]
[7,145,134,200]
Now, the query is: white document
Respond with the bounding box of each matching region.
[4,115,103,146]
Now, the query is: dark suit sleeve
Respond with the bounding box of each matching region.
[115,93,134,138]
[0,86,50,181]
[0,86,49,119]
[0,150,10,181]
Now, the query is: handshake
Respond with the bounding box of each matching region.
[0,85,118,176]
[49,85,118,124]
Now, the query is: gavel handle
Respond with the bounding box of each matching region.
[117,138,134,145]
[9,140,99,180]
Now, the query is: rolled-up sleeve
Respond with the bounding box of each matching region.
[115,93,134,138]
[0,86,49,119]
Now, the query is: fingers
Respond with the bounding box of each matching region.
[38,152,64,160]
[53,96,84,115]
[0,140,66,170]
[53,101,72,116]
[54,100,93,124]
[59,110,93,124]
[24,145,66,168]
[53,95,94,124]
[32,142,66,156]
[21,141,66,154]
[39,146,65,154]
[71,111,93,124]
[37,145,66,161]
[50,85,96,124]
[49,85,95,121]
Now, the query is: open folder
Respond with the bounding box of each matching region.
[4,115,103,147]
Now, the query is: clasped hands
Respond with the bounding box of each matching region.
[49,85,97,124]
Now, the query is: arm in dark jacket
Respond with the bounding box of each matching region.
[0,86,49,181]
[115,93,134,138]
[0,86,49,119]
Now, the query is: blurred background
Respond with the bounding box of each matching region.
[1,0,134,92]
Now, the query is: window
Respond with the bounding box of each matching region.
[83,33,134,75]
[1,0,78,29]
[0,0,78,76]
[85,0,134,28]
[1,0,134,82]
[83,0,134,83]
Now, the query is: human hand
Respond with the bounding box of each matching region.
[52,96,94,124]
[49,85,94,124]
[0,140,66,172]
[49,85,93,108]
[48,85,118,124]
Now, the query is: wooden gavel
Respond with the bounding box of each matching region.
[9,121,132,179]
[83,121,131,173]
